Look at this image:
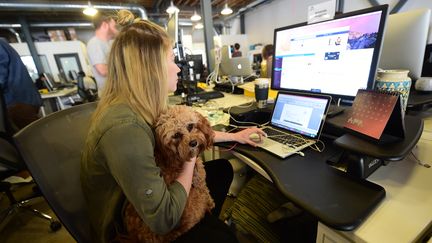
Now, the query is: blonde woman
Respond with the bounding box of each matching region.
[81,10,265,243]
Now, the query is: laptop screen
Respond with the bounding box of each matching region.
[271,92,330,139]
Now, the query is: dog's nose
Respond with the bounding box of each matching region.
[189,140,198,148]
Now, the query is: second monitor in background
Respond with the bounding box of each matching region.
[379,8,431,81]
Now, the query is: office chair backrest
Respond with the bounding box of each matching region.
[13,102,97,243]
[77,75,98,102]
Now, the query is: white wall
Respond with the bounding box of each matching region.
[11,41,90,82]
[244,0,432,45]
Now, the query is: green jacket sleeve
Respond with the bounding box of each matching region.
[96,120,187,234]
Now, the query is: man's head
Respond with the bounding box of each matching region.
[92,13,118,40]
[234,43,240,50]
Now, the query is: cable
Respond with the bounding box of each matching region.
[217,143,238,152]
[410,151,431,168]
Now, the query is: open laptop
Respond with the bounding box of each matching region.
[219,57,253,77]
[259,91,331,158]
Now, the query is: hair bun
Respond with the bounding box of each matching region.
[117,9,136,27]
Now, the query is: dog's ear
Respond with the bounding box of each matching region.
[196,111,214,148]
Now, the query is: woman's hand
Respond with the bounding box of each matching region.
[231,127,267,147]
[176,157,197,195]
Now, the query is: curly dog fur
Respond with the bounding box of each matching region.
[124,105,215,242]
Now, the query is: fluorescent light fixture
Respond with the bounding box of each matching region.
[83,1,98,16]
[190,10,201,21]
[166,1,179,14]
[221,3,233,15]
[194,22,204,29]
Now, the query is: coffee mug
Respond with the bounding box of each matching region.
[255,78,269,108]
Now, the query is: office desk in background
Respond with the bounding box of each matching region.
[198,91,431,242]
[40,87,78,114]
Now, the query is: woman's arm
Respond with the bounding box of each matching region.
[176,157,196,195]
[214,127,266,147]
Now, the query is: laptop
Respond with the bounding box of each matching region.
[259,91,331,158]
[219,57,253,77]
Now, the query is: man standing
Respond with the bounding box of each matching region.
[0,39,42,130]
[86,13,118,94]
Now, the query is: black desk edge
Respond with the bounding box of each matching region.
[215,141,386,231]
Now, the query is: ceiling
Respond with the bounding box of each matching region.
[0,0,257,25]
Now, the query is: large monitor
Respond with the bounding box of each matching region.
[271,5,388,103]
[379,8,431,81]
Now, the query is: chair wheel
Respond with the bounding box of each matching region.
[50,221,62,231]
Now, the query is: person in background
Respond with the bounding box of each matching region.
[0,39,42,130]
[232,43,242,57]
[86,12,119,94]
[81,10,265,243]
[260,44,274,78]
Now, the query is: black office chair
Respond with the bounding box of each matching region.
[14,102,97,243]
[0,91,61,232]
[77,73,98,103]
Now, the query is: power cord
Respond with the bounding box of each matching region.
[410,151,431,168]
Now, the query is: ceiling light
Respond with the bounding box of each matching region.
[221,3,233,15]
[83,1,98,16]
[166,1,179,14]
[190,10,201,21]
[194,22,204,29]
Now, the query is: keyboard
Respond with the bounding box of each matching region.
[187,91,225,102]
[263,127,308,147]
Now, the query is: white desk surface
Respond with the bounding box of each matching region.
[335,117,432,243]
[188,92,255,126]
[40,87,77,99]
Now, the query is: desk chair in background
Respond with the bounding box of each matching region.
[0,91,60,232]
[77,73,98,103]
[13,102,97,243]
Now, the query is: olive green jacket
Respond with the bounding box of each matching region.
[80,104,187,243]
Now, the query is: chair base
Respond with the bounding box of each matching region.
[0,194,62,232]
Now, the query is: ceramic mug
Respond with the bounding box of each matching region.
[374,69,411,113]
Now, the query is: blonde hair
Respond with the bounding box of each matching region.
[91,10,171,126]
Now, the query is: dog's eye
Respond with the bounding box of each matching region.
[172,132,182,139]
[187,123,194,132]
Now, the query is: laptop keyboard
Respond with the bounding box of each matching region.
[263,127,309,147]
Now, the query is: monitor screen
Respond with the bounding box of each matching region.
[271,5,388,102]
[379,8,431,80]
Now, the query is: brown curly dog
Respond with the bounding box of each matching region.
[124,105,216,242]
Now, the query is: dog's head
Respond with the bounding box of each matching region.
[154,105,214,164]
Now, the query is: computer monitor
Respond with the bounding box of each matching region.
[379,8,431,81]
[271,5,388,103]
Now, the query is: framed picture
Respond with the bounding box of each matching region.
[54,53,82,82]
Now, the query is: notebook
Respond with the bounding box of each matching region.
[259,91,331,158]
